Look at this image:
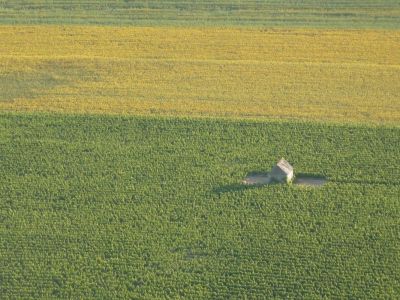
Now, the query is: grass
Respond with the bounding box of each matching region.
[0,113,399,298]
[1,26,399,125]
[0,0,399,28]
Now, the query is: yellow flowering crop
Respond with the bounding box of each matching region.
[0,26,399,125]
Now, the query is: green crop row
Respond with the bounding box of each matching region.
[0,0,399,28]
[0,113,399,298]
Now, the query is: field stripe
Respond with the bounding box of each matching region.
[0,26,399,125]
[1,26,399,65]
[0,1,399,28]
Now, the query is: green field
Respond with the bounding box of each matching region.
[1,0,400,28]
[1,0,400,298]
[1,113,399,298]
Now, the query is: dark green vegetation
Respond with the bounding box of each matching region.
[1,113,399,298]
[0,60,97,103]
[0,71,55,102]
[1,0,399,28]
[0,71,62,103]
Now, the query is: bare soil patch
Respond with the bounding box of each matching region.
[294,176,326,187]
[243,173,326,187]
[242,173,272,185]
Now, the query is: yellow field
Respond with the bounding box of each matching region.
[1,26,399,124]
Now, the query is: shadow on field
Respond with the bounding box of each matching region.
[333,178,399,186]
[294,173,327,187]
[296,173,399,186]
[213,183,261,194]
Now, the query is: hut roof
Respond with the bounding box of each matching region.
[273,158,293,175]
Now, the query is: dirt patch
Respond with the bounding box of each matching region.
[242,173,271,185]
[294,176,326,187]
[243,173,326,187]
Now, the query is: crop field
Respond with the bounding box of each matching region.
[1,0,400,299]
[1,26,399,125]
[1,113,399,298]
[0,0,399,28]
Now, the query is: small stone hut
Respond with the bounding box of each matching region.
[270,158,294,183]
